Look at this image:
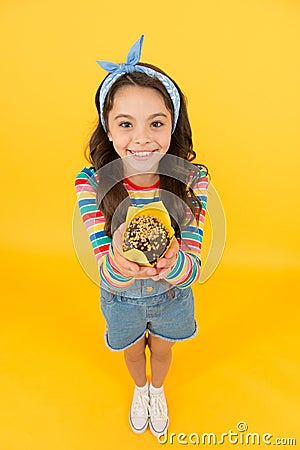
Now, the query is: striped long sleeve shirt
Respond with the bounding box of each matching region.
[74,165,209,291]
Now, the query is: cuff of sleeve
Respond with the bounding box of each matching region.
[164,250,185,282]
[108,245,134,281]
[100,260,135,291]
[164,251,201,287]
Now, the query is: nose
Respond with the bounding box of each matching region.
[133,125,151,145]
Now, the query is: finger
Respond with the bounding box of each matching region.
[120,259,140,273]
[140,267,157,277]
[130,267,158,279]
[160,268,171,277]
[155,268,171,280]
[164,252,175,259]
[166,249,178,260]
[113,247,140,272]
[151,276,160,281]
[156,258,167,269]
[156,251,178,268]
[164,241,179,260]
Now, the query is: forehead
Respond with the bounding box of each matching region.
[110,85,169,112]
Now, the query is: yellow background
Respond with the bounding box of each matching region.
[1,0,299,448]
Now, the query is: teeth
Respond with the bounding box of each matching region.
[130,151,152,157]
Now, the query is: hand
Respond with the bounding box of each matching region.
[112,223,158,279]
[151,237,179,281]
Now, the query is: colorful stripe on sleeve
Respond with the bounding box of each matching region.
[164,167,209,287]
[75,165,209,290]
[74,167,135,290]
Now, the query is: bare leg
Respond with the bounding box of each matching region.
[148,334,175,388]
[123,335,147,387]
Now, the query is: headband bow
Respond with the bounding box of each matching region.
[96,35,180,134]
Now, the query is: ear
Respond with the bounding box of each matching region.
[107,131,113,142]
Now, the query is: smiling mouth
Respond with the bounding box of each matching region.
[127,149,157,157]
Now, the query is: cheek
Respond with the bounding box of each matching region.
[158,122,172,148]
[110,133,129,149]
[161,133,172,150]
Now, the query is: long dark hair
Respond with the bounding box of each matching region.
[84,62,210,237]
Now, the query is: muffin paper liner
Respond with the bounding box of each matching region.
[120,201,175,266]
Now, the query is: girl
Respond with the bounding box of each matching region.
[75,35,210,438]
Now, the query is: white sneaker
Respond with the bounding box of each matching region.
[129,386,149,434]
[149,390,169,437]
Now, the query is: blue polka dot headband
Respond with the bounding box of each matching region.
[96,34,180,134]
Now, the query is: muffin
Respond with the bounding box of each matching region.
[120,201,174,266]
[122,215,171,265]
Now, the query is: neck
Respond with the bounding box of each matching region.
[127,173,159,187]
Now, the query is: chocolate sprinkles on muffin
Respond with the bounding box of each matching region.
[122,215,171,265]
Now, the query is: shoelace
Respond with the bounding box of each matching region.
[150,393,168,420]
[131,390,149,419]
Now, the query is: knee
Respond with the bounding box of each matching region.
[148,337,173,362]
[150,348,171,363]
[124,339,146,362]
[124,347,145,363]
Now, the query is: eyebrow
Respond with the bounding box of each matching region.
[113,112,168,121]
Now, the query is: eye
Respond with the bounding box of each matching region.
[151,121,163,128]
[119,122,132,128]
